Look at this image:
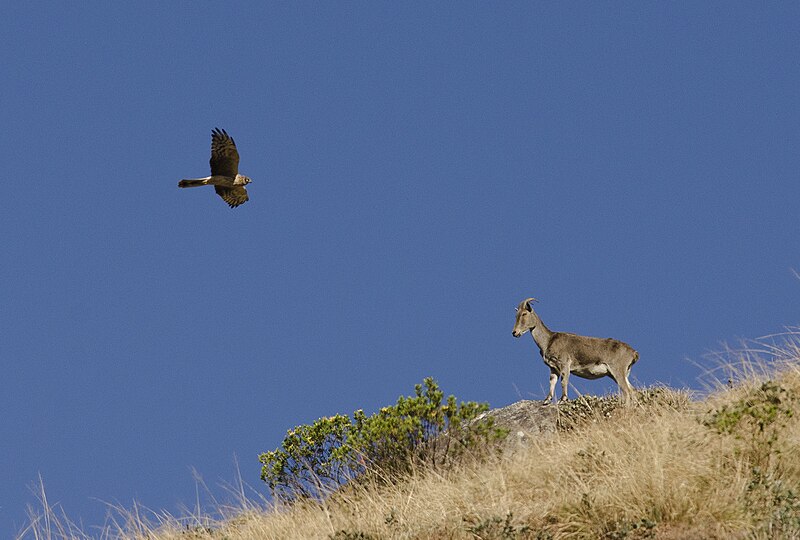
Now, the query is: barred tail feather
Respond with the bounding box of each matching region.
[178,178,208,188]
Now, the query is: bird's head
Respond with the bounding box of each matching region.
[236,174,252,186]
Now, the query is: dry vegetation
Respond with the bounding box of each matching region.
[20,332,800,540]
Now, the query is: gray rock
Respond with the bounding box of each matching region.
[472,400,559,448]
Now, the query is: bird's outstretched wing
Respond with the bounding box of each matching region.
[214,186,249,208]
[209,128,239,177]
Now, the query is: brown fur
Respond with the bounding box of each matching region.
[512,298,639,405]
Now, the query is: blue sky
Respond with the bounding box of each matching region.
[2,2,798,535]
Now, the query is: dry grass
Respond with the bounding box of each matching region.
[19,332,800,540]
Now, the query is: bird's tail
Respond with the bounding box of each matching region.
[178,178,209,188]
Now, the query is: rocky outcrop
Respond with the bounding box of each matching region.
[474,388,690,449]
[473,400,558,447]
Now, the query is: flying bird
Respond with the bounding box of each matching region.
[179,128,252,208]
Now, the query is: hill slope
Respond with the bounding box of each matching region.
[23,338,800,540]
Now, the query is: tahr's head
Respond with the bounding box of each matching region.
[512,297,539,337]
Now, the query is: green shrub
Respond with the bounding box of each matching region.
[704,381,797,468]
[258,414,355,501]
[705,380,800,535]
[463,511,532,539]
[259,377,507,501]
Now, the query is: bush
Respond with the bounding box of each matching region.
[258,414,355,501]
[259,378,507,501]
[704,380,797,467]
[705,380,800,536]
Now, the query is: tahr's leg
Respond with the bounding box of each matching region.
[543,369,558,406]
[559,369,570,403]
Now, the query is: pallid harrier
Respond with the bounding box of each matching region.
[178,128,252,208]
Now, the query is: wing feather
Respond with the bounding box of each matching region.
[214,185,249,208]
[209,128,239,177]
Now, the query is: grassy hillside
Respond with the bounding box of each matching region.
[22,333,800,539]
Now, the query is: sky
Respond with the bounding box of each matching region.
[1,2,799,536]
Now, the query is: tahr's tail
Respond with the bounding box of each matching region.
[178,178,208,188]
